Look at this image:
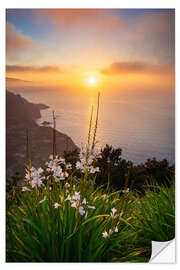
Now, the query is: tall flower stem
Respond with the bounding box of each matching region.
[52,110,57,158]
[26,128,31,170]
[87,105,94,148]
[92,92,100,151]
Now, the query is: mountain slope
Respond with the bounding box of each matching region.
[6,91,79,176]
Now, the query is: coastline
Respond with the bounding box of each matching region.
[6,90,79,177]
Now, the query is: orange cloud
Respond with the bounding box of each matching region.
[100,61,171,75]
[37,9,128,31]
[6,77,35,88]
[6,77,32,83]
[6,65,62,73]
[6,22,36,54]
[35,9,174,64]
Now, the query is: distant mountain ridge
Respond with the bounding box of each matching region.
[6,90,79,177]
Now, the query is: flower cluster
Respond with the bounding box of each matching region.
[102,226,119,238]
[25,166,45,188]
[45,155,71,182]
[102,208,121,239]
[110,208,123,219]
[66,191,95,217]
[76,145,100,174]
[22,154,72,191]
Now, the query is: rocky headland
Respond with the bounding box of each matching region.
[6,90,79,177]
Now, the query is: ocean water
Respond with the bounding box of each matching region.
[11,87,175,165]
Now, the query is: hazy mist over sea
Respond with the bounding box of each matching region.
[9,87,175,165]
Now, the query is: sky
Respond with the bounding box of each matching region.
[6,9,175,94]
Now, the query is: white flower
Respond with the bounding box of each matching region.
[30,167,36,172]
[76,161,84,170]
[25,171,31,181]
[46,156,67,180]
[110,208,117,218]
[37,167,43,174]
[66,195,72,201]
[95,167,100,172]
[71,202,77,208]
[72,191,80,201]
[54,202,60,209]
[75,145,101,174]
[62,172,69,179]
[102,231,108,238]
[90,167,100,174]
[79,206,85,216]
[114,226,118,233]
[25,166,44,188]
[31,178,43,188]
[82,198,87,204]
[22,186,31,192]
[111,208,117,214]
[87,155,93,165]
[54,166,62,177]
[47,160,54,168]
[39,196,46,204]
[65,182,70,188]
[59,157,65,164]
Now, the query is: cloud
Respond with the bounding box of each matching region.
[100,61,171,75]
[128,11,175,64]
[6,22,37,59]
[6,10,174,67]
[37,9,128,31]
[36,9,174,64]
[6,77,32,83]
[6,77,34,88]
[6,65,62,73]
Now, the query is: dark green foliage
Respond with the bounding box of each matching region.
[92,145,174,193]
[6,180,175,262]
[144,158,174,187]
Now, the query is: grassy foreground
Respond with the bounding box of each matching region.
[6,172,175,262]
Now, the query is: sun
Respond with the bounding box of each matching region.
[83,72,101,89]
[88,77,96,86]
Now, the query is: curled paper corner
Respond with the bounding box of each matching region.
[150,239,175,263]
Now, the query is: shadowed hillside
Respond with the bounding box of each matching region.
[6,91,79,176]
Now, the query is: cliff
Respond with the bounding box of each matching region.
[6,91,79,176]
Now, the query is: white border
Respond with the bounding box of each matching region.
[1,0,179,8]
[1,0,179,268]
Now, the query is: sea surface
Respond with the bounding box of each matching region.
[11,87,175,165]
